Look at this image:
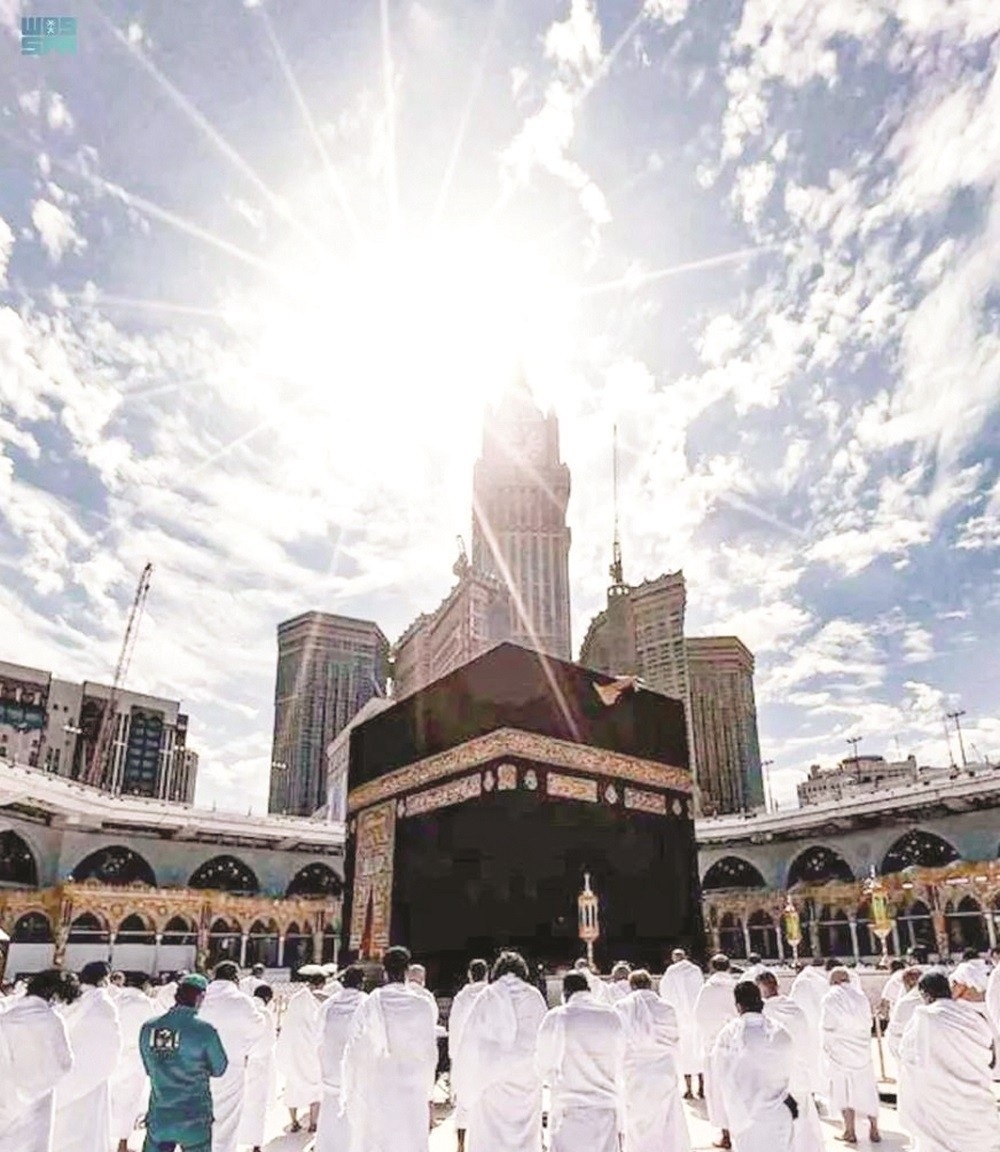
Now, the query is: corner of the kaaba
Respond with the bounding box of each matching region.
[341,643,705,990]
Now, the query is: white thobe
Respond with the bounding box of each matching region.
[615,989,690,1152]
[276,987,327,1109]
[694,972,737,1124]
[314,988,366,1152]
[237,1004,277,1148]
[951,958,990,995]
[446,978,488,1129]
[109,987,158,1141]
[458,973,547,1152]
[886,987,922,1060]
[199,980,267,1152]
[536,991,626,1152]
[712,1014,794,1152]
[239,975,266,996]
[819,984,879,1118]
[52,985,122,1152]
[342,982,438,1152]
[899,999,1000,1152]
[0,995,74,1152]
[762,996,823,1152]
[789,967,828,1095]
[659,958,704,1076]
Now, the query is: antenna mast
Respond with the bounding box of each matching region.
[609,424,626,593]
[85,563,154,791]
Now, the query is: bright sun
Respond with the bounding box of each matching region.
[238,225,579,451]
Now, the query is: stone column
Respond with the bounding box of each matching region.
[986,911,997,951]
[239,933,248,968]
[153,933,163,976]
[848,918,860,963]
[741,920,752,959]
[776,926,785,962]
[53,926,69,969]
[891,923,901,956]
[107,931,116,965]
[277,934,285,968]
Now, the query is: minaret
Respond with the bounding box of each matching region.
[608,424,628,597]
[471,373,572,660]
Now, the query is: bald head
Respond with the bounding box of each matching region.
[671,949,686,963]
[829,967,851,987]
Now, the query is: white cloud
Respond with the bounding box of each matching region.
[30,200,86,262]
[643,0,689,24]
[901,623,934,664]
[126,22,145,46]
[46,93,74,133]
[18,91,42,116]
[0,216,13,286]
[544,0,602,76]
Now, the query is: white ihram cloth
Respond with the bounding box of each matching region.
[0,994,74,1152]
[789,967,828,1095]
[819,983,879,1117]
[615,988,691,1152]
[536,990,627,1152]
[605,980,631,1005]
[986,963,1000,1034]
[886,987,922,1060]
[276,986,328,1108]
[712,1014,794,1152]
[457,973,547,1152]
[314,988,366,1152]
[446,978,488,1128]
[52,985,122,1152]
[659,958,705,1076]
[694,971,737,1125]
[951,958,990,994]
[762,996,823,1152]
[239,975,266,996]
[237,1004,277,1148]
[199,980,267,1152]
[899,998,1000,1152]
[341,982,438,1152]
[155,981,177,1010]
[109,987,158,1141]
[880,969,905,1009]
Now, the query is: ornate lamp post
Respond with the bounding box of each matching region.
[578,871,600,969]
[782,897,802,966]
[864,868,895,1081]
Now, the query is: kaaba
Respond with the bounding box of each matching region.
[341,643,704,990]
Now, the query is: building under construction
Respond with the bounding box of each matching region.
[0,660,197,802]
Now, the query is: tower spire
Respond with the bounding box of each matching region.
[609,424,626,593]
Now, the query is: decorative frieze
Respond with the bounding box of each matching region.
[403,774,483,818]
[547,773,598,803]
[625,787,668,815]
[347,726,690,814]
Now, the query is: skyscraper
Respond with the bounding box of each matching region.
[686,637,764,815]
[471,377,572,660]
[268,612,389,816]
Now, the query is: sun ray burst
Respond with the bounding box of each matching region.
[379,0,401,231]
[578,244,779,296]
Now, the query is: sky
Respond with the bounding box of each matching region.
[0,0,997,814]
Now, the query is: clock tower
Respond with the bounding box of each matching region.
[471,374,572,660]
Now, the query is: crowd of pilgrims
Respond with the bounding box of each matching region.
[1,943,999,1152]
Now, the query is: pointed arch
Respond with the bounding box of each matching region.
[718,912,746,959]
[786,845,854,886]
[702,857,766,892]
[747,910,779,959]
[117,913,156,943]
[0,829,38,887]
[68,911,110,942]
[881,830,959,874]
[71,845,156,887]
[286,862,343,898]
[161,915,196,946]
[189,855,259,894]
[12,911,53,942]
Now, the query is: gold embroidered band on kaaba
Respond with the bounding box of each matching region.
[347,726,691,816]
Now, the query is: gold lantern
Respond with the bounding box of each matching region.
[578,871,600,968]
[782,897,801,963]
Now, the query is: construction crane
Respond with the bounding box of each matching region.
[85,563,153,791]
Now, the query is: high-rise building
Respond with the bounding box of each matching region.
[579,570,694,779]
[268,612,389,816]
[686,637,764,815]
[0,658,194,801]
[392,547,512,700]
[471,376,572,660]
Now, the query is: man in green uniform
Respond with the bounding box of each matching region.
[139,974,228,1152]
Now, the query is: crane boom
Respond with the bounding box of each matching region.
[85,563,153,790]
